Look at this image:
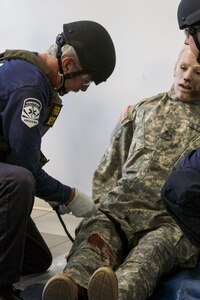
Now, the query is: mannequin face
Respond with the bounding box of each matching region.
[174,46,200,102]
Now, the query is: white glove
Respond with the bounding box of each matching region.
[58,188,97,218]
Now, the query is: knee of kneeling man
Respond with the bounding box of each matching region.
[10,165,36,190]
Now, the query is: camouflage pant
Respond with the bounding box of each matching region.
[64,211,198,300]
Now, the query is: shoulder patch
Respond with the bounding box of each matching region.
[120,105,131,123]
[21,98,42,128]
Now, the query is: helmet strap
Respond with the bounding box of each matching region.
[55,33,68,94]
[55,33,90,94]
[55,74,68,94]
[56,33,65,75]
[56,70,89,94]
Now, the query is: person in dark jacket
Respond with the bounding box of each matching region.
[0,20,116,300]
[162,0,200,248]
[177,0,200,62]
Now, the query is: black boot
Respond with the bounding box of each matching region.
[0,285,22,300]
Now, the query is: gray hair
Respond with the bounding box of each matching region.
[47,44,81,67]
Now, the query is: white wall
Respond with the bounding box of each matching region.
[1,0,184,197]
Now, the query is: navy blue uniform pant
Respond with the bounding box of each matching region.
[161,168,200,248]
[0,163,52,285]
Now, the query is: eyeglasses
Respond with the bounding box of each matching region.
[184,27,196,38]
[81,74,93,87]
[184,25,200,38]
[74,62,93,86]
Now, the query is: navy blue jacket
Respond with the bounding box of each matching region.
[0,57,71,203]
[179,149,200,170]
[161,148,200,246]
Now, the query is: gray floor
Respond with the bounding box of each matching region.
[16,207,82,290]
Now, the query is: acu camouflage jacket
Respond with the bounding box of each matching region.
[92,89,200,241]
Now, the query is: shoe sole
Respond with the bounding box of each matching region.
[42,273,78,300]
[88,267,118,300]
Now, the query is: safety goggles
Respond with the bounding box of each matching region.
[81,74,93,87]
[184,24,200,38]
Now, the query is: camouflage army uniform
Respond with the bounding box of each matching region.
[64,88,200,299]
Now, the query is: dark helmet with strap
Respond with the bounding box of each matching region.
[56,20,116,87]
[178,0,200,29]
[63,21,116,85]
[177,0,200,63]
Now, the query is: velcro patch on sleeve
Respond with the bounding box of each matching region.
[120,105,131,123]
[21,98,42,128]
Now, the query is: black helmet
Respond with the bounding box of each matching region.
[62,20,116,85]
[178,0,200,29]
